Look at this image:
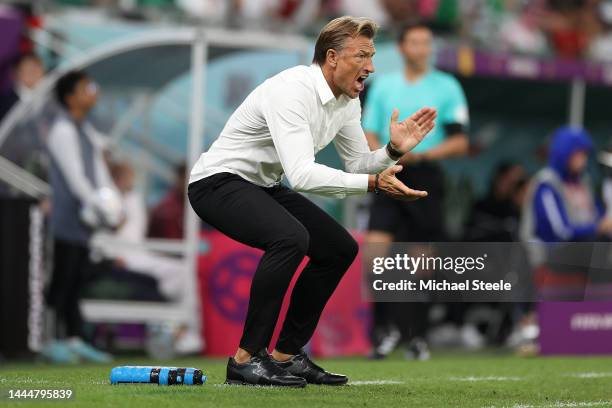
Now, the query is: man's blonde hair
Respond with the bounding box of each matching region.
[313,16,378,65]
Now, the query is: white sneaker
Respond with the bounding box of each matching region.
[460,325,485,350]
[174,330,203,355]
[405,338,431,361]
[66,338,112,363]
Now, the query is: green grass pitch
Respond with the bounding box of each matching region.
[2,352,612,407]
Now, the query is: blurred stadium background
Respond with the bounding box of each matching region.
[2,0,612,398]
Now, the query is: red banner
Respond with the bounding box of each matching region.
[197,230,370,357]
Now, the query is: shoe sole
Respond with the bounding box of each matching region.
[309,380,348,386]
[224,379,306,388]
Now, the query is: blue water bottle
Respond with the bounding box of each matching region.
[174,367,206,385]
[110,366,178,385]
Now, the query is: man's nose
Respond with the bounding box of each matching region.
[366,58,375,73]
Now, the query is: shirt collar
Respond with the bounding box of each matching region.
[311,64,336,106]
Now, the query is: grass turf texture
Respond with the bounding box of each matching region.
[1,352,612,408]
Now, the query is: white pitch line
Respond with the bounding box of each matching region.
[484,400,612,408]
[570,372,612,379]
[449,376,522,382]
[349,380,404,385]
[0,378,50,384]
[212,379,405,387]
[212,384,287,390]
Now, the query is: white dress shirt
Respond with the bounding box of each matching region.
[189,64,398,198]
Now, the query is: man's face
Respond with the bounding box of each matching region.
[329,35,375,99]
[399,27,432,70]
[16,58,44,89]
[568,150,588,175]
[68,78,98,111]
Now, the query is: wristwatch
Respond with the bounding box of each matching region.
[386,142,402,160]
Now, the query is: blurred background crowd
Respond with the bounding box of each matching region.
[2,0,612,364]
[12,0,612,60]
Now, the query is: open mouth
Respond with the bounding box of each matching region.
[355,74,368,92]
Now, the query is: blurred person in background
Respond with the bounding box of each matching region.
[102,161,186,301]
[543,0,601,58]
[459,0,511,47]
[363,22,469,360]
[465,162,527,242]
[230,0,321,31]
[334,0,390,28]
[457,163,529,348]
[148,163,186,239]
[517,126,612,352]
[521,126,612,244]
[498,0,549,55]
[599,144,612,213]
[517,126,612,353]
[379,0,420,25]
[95,160,201,354]
[44,70,119,364]
[0,52,51,197]
[588,0,612,61]
[0,53,44,122]
[175,0,228,24]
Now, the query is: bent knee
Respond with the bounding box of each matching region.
[272,226,310,256]
[313,233,358,265]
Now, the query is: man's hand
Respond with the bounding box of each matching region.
[389,107,437,154]
[374,165,428,201]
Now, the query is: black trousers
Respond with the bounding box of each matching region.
[368,162,445,345]
[46,239,90,338]
[188,172,358,355]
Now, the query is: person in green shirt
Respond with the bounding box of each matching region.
[363,22,469,360]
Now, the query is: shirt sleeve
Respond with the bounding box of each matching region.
[533,183,598,241]
[334,100,397,174]
[361,78,386,138]
[440,76,469,128]
[262,83,369,198]
[47,120,98,207]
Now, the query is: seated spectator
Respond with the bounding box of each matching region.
[92,160,202,355]
[519,127,611,309]
[0,52,53,197]
[175,0,228,24]
[148,163,186,239]
[0,52,44,122]
[465,162,527,242]
[521,126,612,243]
[543,0,598,58]
[232,0,320,31]
[588,1,612,62]
[97,160,185,301]
[498,2,549,55]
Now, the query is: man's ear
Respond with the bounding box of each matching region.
[326,49,338,68]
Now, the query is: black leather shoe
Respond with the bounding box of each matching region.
[274,349,348,385]
[225,349,307,387]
